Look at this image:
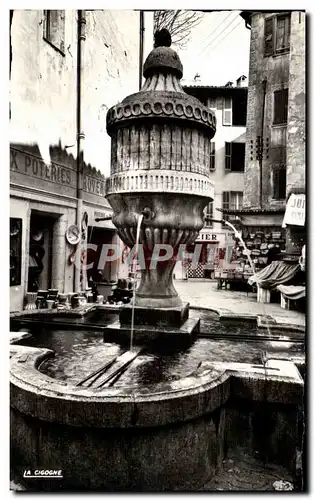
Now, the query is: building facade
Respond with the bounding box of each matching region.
[224,11,306,261]
[177,83,247,278]
[10,9,154,311]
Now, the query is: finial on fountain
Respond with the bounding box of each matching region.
[143,28,182,79]
[154,28,172,48]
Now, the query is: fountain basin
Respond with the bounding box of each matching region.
[10,333,303,491]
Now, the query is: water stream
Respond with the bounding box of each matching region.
[223,219,272,340]
[130,214,143,352]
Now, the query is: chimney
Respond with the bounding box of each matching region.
[225,81,233,88]
[236,75,247,87]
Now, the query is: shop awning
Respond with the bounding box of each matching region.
[277,285,306,300]
[282,193,305,227]
[248,260,300,289]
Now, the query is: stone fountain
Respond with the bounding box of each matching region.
[104,30,216,343]
[9,31,304,492]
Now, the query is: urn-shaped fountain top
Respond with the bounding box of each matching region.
[106,30,216,200]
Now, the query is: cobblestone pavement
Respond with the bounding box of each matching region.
[202,451,294,491]
[175,279,305,328]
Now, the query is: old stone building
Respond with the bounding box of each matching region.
[10,9,153,311]
[222,11,306,261]
[178,82,247,278]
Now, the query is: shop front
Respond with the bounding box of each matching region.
[10,144,78,312]
[9,144,118,312]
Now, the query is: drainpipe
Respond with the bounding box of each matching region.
[10,11,13,79]
[75,10,86,293]
[259,78,267,208]
[139,11,144,90]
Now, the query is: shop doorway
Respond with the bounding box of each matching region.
[27,212,56,292]
[86,227,116,283]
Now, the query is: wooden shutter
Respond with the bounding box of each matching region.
[264,17,274,56]
[274,89,288,124]
[272,169,280,199]
[58,11,65,53]
[225,142,232,170]
[222,192,230,211]
[275,14,291,52]
[222,97,232,126]
[279,168,286,199]
[204,201,213,227]
[210,142,215,170]
[43,10,65,54]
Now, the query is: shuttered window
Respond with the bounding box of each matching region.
[210,142,215,171]
[264,14,290,57]
[222,192,243,211]
[222,97,232,126]
[225,142,232,170]
[273,89,288,125]
[272,167,286,200]
[43,10,65,54]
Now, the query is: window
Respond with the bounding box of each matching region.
[204,201,213,228]
[264,14,291,57]
[272,167,286,200]
[10,218,22,287]
[222,97,232,126]
[210,142,215,170]
[43,10,65,54]
[232,93,247,126]
[230,191,243,210]
[225,142,245,172]
[273,89,288,125]
[222,191,243,211]
[223,95,247,126]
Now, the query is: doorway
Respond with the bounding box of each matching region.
[27,212,56,292]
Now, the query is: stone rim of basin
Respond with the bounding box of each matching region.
[10,345,303,429]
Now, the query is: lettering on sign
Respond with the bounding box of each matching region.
[283,193,305,227]
[10,149,73,186]
[83,175,106,197]
[196,233,218,241]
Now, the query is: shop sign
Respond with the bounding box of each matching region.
[283,194,305,227]
[10,148,73,186]
[196,232,218,241]
[83,175,106,197]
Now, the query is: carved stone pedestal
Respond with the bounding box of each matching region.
[103,316,200,345]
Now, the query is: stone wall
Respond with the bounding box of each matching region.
[243,11,305,210]
[243,12,290,210]
[10,10,153,176]
[286,12,306,196]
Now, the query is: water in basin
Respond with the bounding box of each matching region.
[20,310,303,387]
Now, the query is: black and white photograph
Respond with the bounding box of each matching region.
[8,5,307,492]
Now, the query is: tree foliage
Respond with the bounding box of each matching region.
[153,10,204,49]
